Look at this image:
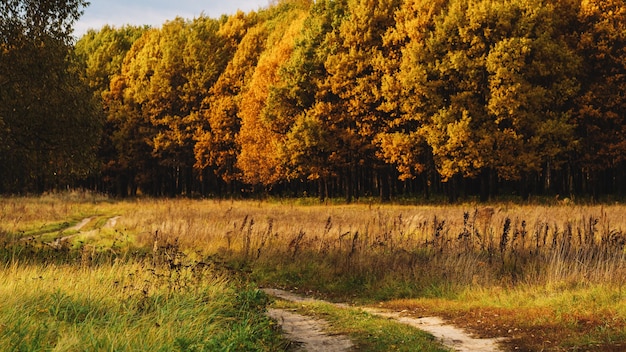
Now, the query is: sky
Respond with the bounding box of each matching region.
[74,0,271,37]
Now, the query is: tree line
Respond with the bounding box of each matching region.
[2,0,625,201]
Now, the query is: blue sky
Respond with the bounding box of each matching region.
[75,0,270,36]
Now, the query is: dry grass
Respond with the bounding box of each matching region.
[4,196,624,291]
[110,200,626,292]
[113,198,626,350]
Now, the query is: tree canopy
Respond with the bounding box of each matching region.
[4,0,626,201]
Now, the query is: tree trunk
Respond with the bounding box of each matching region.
[345,167,353,203]
[480,169,490,202]
[446,175,459,203]
[379,169,391,202]
[318,178,326,201]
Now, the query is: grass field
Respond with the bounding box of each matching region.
[0,193,287,351]
[1,192,625,350]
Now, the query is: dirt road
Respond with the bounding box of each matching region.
[263,288,506,352]
[266,308,354,352]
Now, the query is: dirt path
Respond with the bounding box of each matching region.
[263,288,506,352]
[266,308,354,352]
[51,216,120,247]
[102,216,120,229]
[19,217,96,244]
[66,217,94,231]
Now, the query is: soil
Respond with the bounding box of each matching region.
[103,216,120,228]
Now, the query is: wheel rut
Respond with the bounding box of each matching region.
[266,308,354,352]
[50,216,120,247]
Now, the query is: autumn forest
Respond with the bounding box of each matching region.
[2,0,625,202]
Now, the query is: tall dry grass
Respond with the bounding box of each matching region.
[3,195,624,295]
[111,199,626,297]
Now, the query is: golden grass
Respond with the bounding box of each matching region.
[0,258,283,350]
[3,196,625,290]
[105,199,626,290]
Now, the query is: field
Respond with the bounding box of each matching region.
[1,192,625,351]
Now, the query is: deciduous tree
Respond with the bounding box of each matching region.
[237,2,309,187]
[322,0,402,201]
[377,0,448,198]
[575,0,626,196]
[75,25,148,194]
[193,11,261,191]
[395,0,580,200]
[0,0,100,192]
[266,0,347,197]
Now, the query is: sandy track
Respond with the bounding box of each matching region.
[263,288,505,352]
[66,217,94,231]
[266,308,354,352]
